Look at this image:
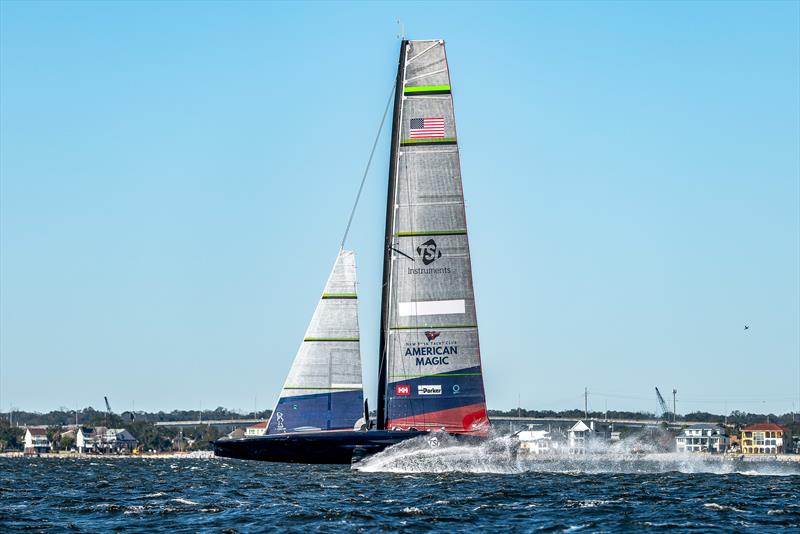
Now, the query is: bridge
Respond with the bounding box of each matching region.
[154,416,715,430]
[489,416,720,430]
[153,419,263,428]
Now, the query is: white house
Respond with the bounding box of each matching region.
[568,420,610,454]
[23,427,51,454]
[77,427,138,453]
[76,427,97,453]
[102,429,138,453]
[516,429,555,455]
[245,421,268,437]
[676,424,730,453]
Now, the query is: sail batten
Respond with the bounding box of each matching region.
[378,40,489,435]
[267,250,364,434]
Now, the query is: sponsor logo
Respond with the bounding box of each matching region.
[275,412,285,432]
[396,384,411,396]
[405,239,452,275]
[418,384,442,395]
[404,333,457,366]
[453,384,461,394]
[425,331,441,341]
[417,239,442,265]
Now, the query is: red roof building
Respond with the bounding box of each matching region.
[245,421,268,437]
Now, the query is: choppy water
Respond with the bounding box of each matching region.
[2,437,799,532]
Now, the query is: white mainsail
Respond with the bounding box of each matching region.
[378,40,489,435]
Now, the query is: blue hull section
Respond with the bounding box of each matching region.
[267,389,364,434]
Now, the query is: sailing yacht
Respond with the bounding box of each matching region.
[215,39,489,463]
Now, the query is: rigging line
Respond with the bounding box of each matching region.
[340,83,396,250]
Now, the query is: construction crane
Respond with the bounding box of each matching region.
[104,396,112,426]
[655,387,670,420]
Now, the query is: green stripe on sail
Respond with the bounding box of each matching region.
[303,337,359,342]
[396,230,467,237]
[400,137,457,146]
[321,293,357,299]
[404,85,451,93]
[390,373,482,378]
[390,324,477,330]
[283,386,360,390]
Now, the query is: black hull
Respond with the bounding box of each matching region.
[214,430,482,464]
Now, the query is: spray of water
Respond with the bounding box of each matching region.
[353,431,800,476]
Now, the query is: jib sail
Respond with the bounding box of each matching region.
[267,249,364,434]
[377,40,489,435]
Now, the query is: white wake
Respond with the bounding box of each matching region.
[353,432,800,476]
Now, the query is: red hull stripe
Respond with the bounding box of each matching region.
[387,403,489,435]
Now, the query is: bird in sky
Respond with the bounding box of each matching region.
[744,325,749,330]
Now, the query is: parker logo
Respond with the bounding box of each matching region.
[424,331,441,341]
[418,384,442,395]
[416,239,442,265]
[396,384,411,396]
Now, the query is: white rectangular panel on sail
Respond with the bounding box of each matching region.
[397,299,465,317]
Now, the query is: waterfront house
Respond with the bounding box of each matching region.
[227,428,246,439]
[741,423,791,455]
[516,429,554,454]
[76,427,97,453]
[102,428,138,453]
[245,421,268,437]
[675,424,730,453]
[76,427,138,453]
[568,420,610,454]
[23,427,51,454]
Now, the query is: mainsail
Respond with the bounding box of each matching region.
[266,249,364,434]
[378,40,490,435]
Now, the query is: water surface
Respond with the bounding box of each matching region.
[2,445,798,533]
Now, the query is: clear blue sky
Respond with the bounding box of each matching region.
[1,1,798,416]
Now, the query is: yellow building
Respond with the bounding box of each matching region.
[740,423,790,454]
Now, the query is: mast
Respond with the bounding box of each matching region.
[378,40,489,435]
[377,40,408,430]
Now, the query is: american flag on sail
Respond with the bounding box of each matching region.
[409,117,445,139]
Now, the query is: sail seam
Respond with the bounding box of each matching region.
[397,200,463,207]
[390,373,482,378]
[283,387,361,390]
[405,41,440,65]
[404,85,450,95]
[405,68,448,83]
[400,138,457,146]
[396,230,466,237]
[303,337,360,342]
[390,324,477,330]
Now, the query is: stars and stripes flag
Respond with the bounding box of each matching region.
[409,117,445,139]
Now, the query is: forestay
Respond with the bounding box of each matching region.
[267,250,364,434]
[379,40,489,435]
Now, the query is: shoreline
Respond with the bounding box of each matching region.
[2,450,799,462]
[0,451,215,459]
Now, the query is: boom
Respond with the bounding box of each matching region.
[654,387,670,420]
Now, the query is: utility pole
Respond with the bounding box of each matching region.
[672,389,677,423]
[584,387,588,420]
